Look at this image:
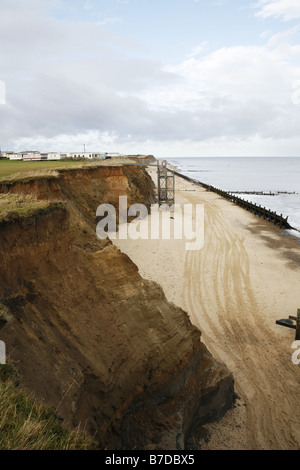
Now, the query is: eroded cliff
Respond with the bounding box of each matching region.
[0,165,233,449]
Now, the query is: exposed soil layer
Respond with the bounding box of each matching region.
[0,165,233,449]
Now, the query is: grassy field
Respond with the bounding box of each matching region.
[0,194,66,222]
[0,159,85,179]
[0,364,97,450]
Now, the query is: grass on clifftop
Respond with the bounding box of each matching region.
[0,365,96,450]
[0,194,65,222]
[0,159,85,180]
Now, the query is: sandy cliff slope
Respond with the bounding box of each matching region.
[0,165,233,450]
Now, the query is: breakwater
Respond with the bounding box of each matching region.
[228,190,297,196]
[173,170,295,230]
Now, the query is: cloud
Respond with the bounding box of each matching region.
[254,0,300,21]
[138,39,300,147]
[154,44,299,106]
[1,0,300,156]
[211,0,227,5]
[0,0,179,143]
[83,1,93,10]
[186,42,208,58]
[97,17,122,26]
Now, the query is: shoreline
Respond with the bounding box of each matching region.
[113,164,300,450]
[167,161,300,237]
[166,158,300,240]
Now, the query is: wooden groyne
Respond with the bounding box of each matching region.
[204,184,292,229]
[228,190,276,196]
[228,190,297,196]
[276,308,300,340]
[173,170,295,230]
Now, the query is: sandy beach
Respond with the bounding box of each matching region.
[113,165,300,450]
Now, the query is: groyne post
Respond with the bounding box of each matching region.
[276,309,300,340]
[296,309,300,341]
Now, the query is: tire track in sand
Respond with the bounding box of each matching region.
[181,190,300,450]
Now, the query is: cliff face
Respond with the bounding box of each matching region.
[0,165,233,449]
[0,165,155,218]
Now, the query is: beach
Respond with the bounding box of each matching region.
[113,166,300,450]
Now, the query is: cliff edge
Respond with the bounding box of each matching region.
[0,165,233,449]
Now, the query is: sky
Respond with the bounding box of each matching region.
[1,0,300,157]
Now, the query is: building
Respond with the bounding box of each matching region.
[6,152,23,160]
[3,150,115,161]
[1,151,22,160]
[22,151,43,161]
[68,152,106,159]
[44,152,61,161]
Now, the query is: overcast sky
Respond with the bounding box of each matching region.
[1,0,300,157]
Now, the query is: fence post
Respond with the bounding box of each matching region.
[296,309,300,341]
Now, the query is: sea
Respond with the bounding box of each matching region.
[166,157,300,239]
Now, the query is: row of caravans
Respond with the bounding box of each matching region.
[1,151,113,161]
